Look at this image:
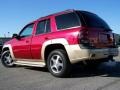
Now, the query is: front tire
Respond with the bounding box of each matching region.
[1,50,15,67]
[47,49,71,77]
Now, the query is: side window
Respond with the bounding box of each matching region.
[36,20,46,34]
[36,19,51,35]
[45,20,51,33]
[55,12,80,30]
[19,24,33,37]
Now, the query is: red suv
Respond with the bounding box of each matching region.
[1,10,118,77]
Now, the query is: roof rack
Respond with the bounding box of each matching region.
[38,9,75,20]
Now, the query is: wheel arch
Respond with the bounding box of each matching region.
[2,47,9,52]
[41,38,70,63]
[44,44,68,63]
[2,44,15,60]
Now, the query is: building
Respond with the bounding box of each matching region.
[0,37,11,45]
[0,37,11,55]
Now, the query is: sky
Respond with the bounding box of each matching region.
[0,0,120,37]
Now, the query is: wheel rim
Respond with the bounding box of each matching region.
[3,52,14,66]
[50,55,64,74]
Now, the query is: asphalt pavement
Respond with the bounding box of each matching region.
[0,57,120,90]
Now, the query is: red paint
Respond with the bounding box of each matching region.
[5,10,115,60]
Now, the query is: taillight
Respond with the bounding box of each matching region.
[78,30,92,48]
[107,33,116,48]
[107,34,113,43]
[79,30,89,44]
[113,33,117,47]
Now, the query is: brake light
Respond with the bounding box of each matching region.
[79,30,89,44]
[113,33,117,47]
[107,34,113,43]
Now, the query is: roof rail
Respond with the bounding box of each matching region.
[62,9,75,12]
[38,9,75,20]
[51,9,75,15]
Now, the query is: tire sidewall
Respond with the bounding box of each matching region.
[47,49,70,77]
[1,50,14,67]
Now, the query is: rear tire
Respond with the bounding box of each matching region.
[47,49,71,77]
[1,50,15,67]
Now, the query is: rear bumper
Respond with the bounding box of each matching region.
[65,44,119,63]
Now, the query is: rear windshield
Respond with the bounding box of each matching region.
[77,11,110,29]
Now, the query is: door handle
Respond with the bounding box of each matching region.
[26,40,29,43]
[45,37,51,40]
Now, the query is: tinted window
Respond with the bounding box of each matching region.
[45,20,51,33]
[77,11,110,29]
[20,24,33,37]
[55,12,80,30]
[36,19,51,35]
[36,21,46,34]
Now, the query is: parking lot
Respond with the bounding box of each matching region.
[0,56,120,90]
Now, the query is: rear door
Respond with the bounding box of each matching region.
[31,19,51,60]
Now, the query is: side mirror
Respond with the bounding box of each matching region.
[12,34,20,39]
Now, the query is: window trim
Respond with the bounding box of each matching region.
[56,26,81,31]
[44,20,51,33]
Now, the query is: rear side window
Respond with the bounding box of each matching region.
[55,12,80,30]
[46,20,51,33]
[36,19,51,35]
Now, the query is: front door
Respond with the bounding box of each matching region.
[13,23,34,59]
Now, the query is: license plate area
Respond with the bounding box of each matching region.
[99,33,109,43]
